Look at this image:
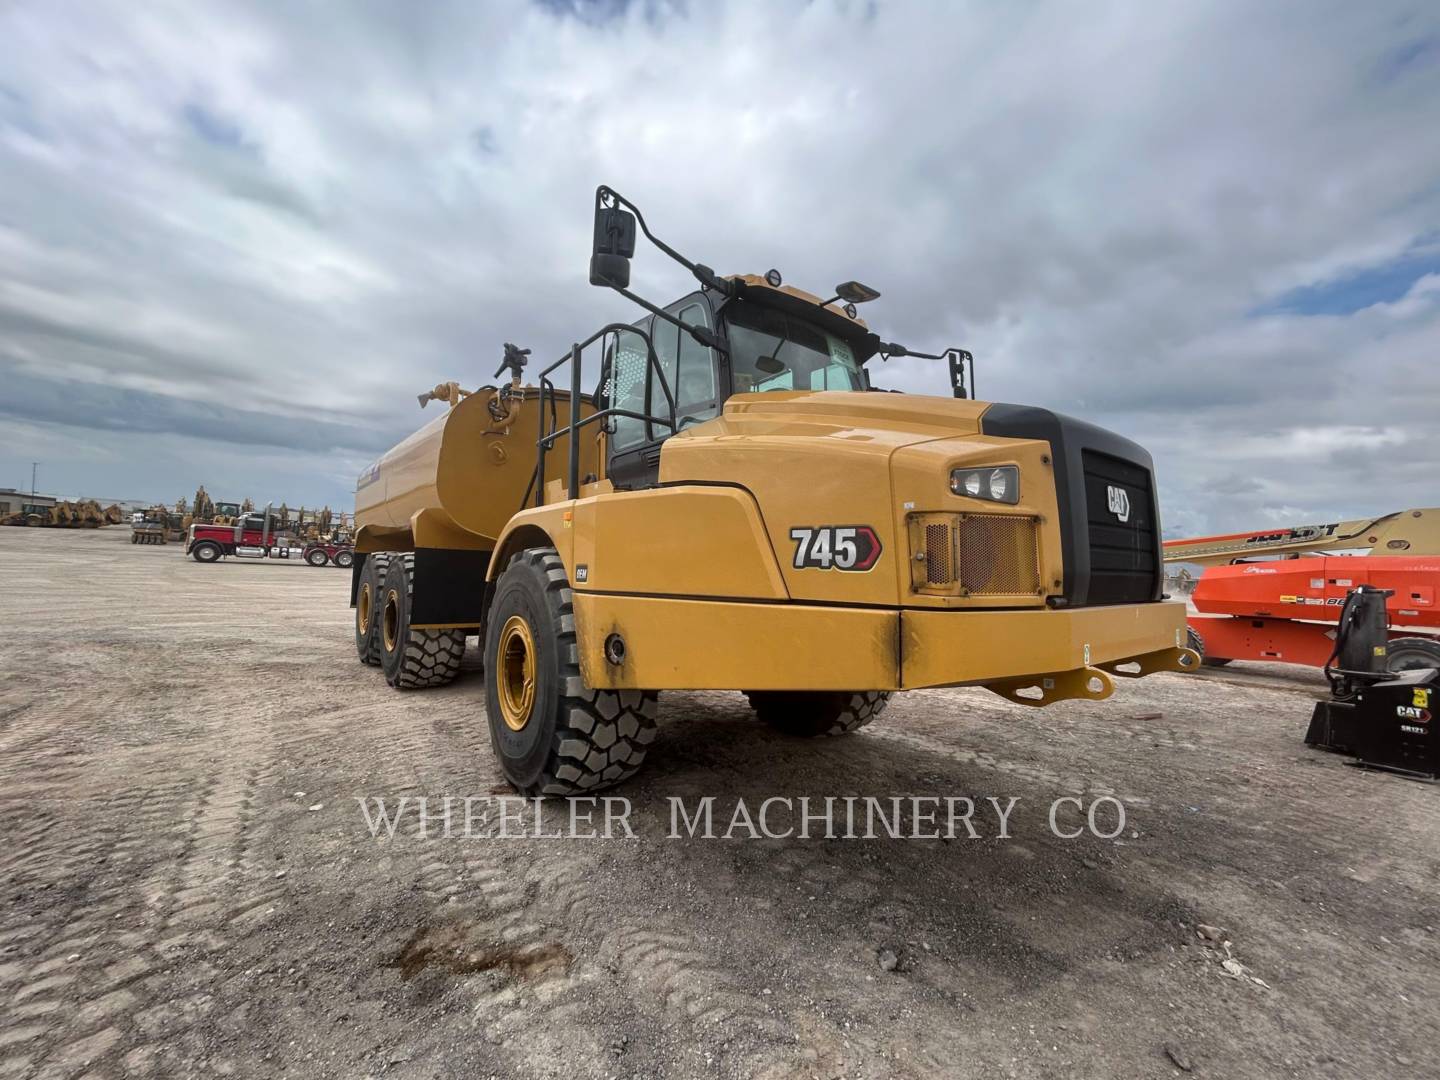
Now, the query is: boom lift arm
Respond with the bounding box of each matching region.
[1162,508,1440,567]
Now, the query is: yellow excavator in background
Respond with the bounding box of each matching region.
[1,499,120,528]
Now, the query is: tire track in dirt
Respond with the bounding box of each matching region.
[6,528,1440,1078]
[330,676,798,1076]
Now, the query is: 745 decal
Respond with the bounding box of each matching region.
[789,526,882,571]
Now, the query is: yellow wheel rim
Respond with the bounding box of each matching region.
[357,582,372,636]
[382,588,400,653]
[497,615,537,732]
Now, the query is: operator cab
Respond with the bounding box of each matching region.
[523,185,973,500]
[605,283,877,490]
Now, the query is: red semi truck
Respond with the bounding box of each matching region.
[186,505,354,567]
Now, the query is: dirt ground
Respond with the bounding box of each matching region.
[2,526,1438,1080]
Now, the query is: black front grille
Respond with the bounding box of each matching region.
[1082,450,1158,605]
[980,404,1163,607]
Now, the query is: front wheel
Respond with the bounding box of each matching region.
[745,690,892,737]
[1386,636,1440,673]
[1187,625,1231,667]
[484,547,658,795]
[191,542,222,563]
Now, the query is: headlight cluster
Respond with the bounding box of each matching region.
[950,465,1019,505]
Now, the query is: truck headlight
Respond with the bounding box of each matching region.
[950,465,1020,505]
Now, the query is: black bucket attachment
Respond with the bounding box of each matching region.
[1307,673,1440,780]
[1307,584,1440,780]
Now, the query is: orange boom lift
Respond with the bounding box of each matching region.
[1163,508,1440,671]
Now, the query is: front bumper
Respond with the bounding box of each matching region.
[574,594,1196,699]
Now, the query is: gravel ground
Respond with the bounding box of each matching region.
[2,526,1438,1079]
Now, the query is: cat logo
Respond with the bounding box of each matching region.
[1397,705,1431,724]
[1106,485,1131,523]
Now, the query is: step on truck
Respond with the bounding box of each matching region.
[350,186,1198,795]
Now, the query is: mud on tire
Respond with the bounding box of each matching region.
[379,553,465,689]
[745,690,892,737]
[485,547,658,796]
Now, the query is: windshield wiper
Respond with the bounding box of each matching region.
[755,320,790,376]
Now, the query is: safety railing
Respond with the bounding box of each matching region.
[531,323,677,506]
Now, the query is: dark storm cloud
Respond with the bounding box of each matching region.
[0,1,1437,525]
[0,362,392,454]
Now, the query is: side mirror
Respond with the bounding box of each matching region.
[948,349,973,399]
[834,280,881,304]
[590,206,637,289]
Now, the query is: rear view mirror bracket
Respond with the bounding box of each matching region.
[590,185,736,304]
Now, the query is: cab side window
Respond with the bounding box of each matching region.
[644,298,717,434]
[650,314,680,441]
[607,324,653,452]
[675,303,718,426]
[607,296,719,461]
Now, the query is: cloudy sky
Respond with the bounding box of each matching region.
[1,1,1437,534]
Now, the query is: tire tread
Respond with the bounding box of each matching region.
[496,547,657,795]
[388,553,465,689]
[745,690,892,737]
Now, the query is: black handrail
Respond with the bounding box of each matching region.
[532,322,677,505]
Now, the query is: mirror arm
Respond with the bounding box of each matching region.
[611,284,730,355]
[876,343,975,398]
[599,185,735,298]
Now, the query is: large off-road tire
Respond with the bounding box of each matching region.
[1385,636,1440,673]
[191,541,222,563]
[305,546,329,567]
[1187,625,1231,667]
[484,547,658,795]
[355,553,390,666]
[379,553,465,689]
[744,690,892,737]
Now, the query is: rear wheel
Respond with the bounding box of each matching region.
[333,548,354,569]
[379,554,465,689]
[305,547,329,567]
[355,553,390,666]
[484,547,658,795]
[745,690,892,737]
[191,541,222,563]
[1386,636,1440,673]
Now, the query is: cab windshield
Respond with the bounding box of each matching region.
[724,302,865,394]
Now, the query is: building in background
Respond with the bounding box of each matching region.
[0,488,57,517]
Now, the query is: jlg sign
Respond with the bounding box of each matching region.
[789,526,882,571]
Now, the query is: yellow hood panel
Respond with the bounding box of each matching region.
[658,391,1038,606]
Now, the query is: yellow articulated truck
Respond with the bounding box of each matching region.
[352,186,1197,795]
